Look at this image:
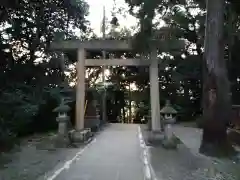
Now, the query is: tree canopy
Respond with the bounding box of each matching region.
[0,0,89,148]
[1,0,240,154]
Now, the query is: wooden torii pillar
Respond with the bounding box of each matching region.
[76,49,85,130]
[50,39,182,133]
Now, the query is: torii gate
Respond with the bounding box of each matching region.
[50,39,167,133]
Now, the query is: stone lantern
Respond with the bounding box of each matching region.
[53,100,71,146]
[59,82,74,104]
[160,100,178,148]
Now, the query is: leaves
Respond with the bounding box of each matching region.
[0,0,89,145]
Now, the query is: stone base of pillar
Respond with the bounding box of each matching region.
[68,128,92,144]
[147,130,164,145]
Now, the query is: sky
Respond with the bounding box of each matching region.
[79,0,138,90]
[86,0,137,36]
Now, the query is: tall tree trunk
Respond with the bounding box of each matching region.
[129,83,132,124]
[123,107,126,123]
[200,0,234,156]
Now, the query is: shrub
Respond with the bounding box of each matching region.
[0,118,17,150]
[0,85,62,149]
[32,87,61,132]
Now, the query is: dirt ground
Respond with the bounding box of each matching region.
[0,132,81,180]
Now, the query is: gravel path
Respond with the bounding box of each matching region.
[140,125,240,180]
[1,125,239,180]
[0,133,81,180]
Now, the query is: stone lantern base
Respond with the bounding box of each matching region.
[161,118,178,149]
[54,116,71,148]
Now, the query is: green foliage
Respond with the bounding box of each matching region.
[0,0,89,149]
[2,0,240,151]
[0,117,17,150]
[122,0,201,121]
[0,87,38,134]
[0,84,62,137]
[33,87,62,133]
